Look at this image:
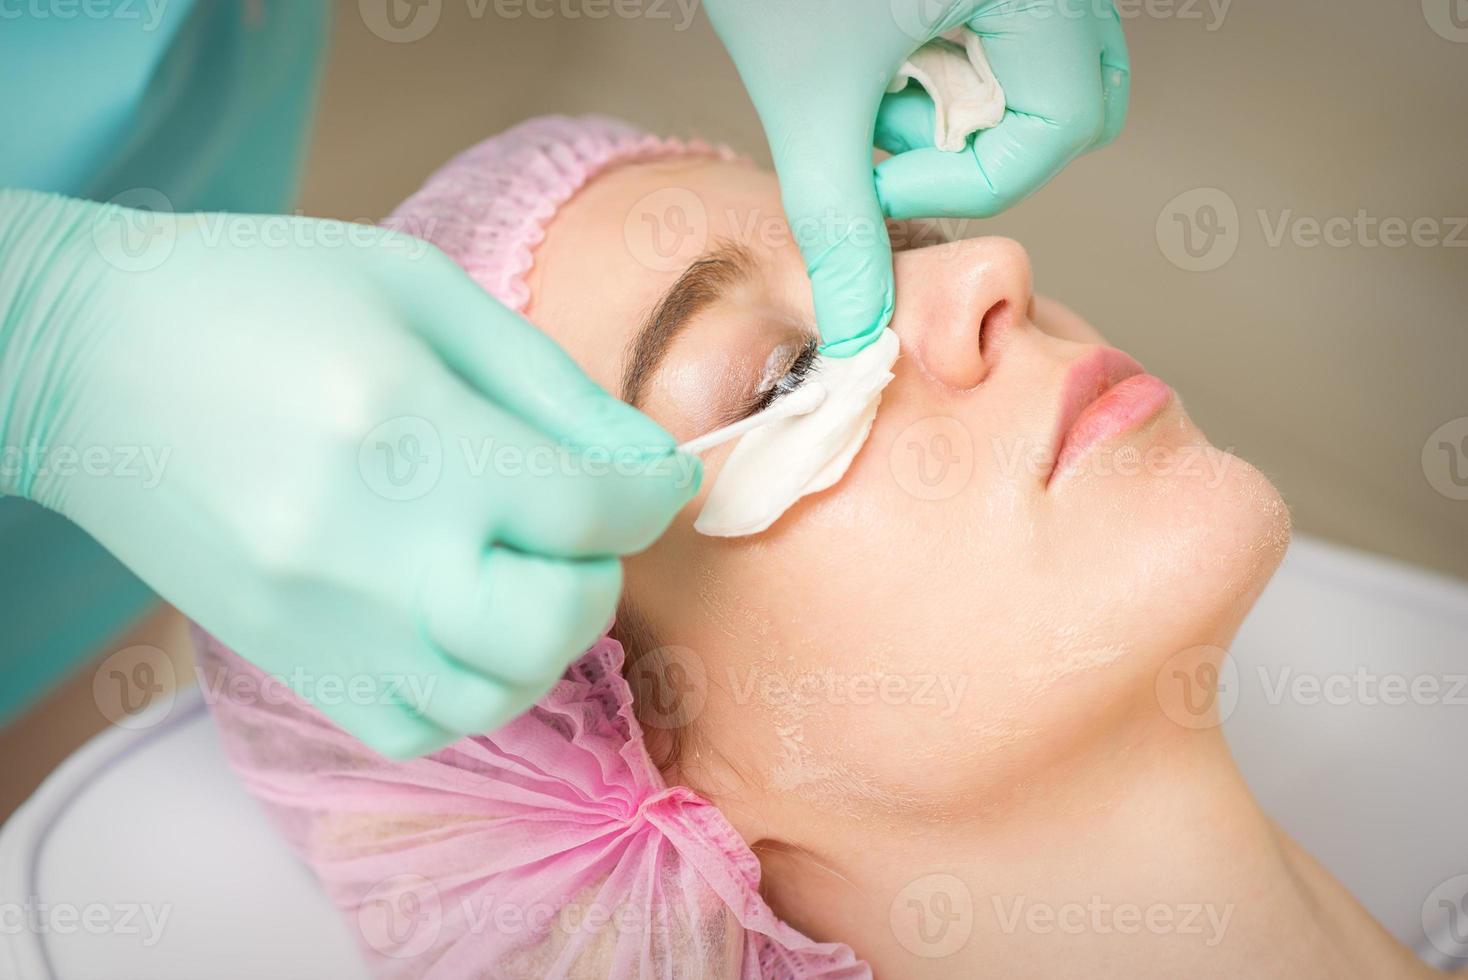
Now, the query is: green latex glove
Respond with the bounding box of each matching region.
[705,0,1130,356]
[0,190,700,758]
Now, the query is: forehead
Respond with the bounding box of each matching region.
[522,156,791,396]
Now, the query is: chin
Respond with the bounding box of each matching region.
[1137,439,1292,648]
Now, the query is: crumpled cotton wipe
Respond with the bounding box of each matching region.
[888,28,1007,152]
[694,330,901,537]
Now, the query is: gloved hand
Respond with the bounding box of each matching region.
[705,0,1130,356]
[0,190,699,757]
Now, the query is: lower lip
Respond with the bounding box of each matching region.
[1051,374,1174,482]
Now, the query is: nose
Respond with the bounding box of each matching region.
[890,237,1034,390]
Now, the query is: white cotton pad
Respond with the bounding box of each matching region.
[889,29,1007,152]
[693,330,901,537]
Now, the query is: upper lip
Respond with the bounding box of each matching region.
[1048,347,1146,475]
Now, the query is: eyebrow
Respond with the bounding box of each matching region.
[620,240,757,407]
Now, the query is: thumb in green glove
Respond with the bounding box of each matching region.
[0,189,700,757]
[705,0,1129,356]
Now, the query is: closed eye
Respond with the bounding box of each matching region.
[738,339,819,421]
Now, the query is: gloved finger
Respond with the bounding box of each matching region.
[876,112,1064,219]
[393,249,678,456]
[434,388,698,558]
[764,90,895,357]
[314,695,459,761]
[1097,11,1131,148]
[419,547,621,690]
[967,5,1110,146]
[874,85,941,156]
[880,5,1115,218]
[399,654,546,740]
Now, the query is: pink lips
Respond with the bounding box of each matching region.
[1048,348,1173,484]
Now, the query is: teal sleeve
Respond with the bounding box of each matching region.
[0,1,329,719]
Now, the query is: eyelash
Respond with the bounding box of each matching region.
[743,339,819,419]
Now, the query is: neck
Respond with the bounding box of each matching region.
[756,711,1433,980]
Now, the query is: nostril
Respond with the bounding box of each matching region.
[979,299,1008,362]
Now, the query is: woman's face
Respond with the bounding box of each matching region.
[524,157,1289,828]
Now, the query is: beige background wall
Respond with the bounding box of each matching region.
[304,0,1468,580]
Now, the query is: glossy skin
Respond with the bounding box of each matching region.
[523,157,1435,978]
[527,153,1287,803]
